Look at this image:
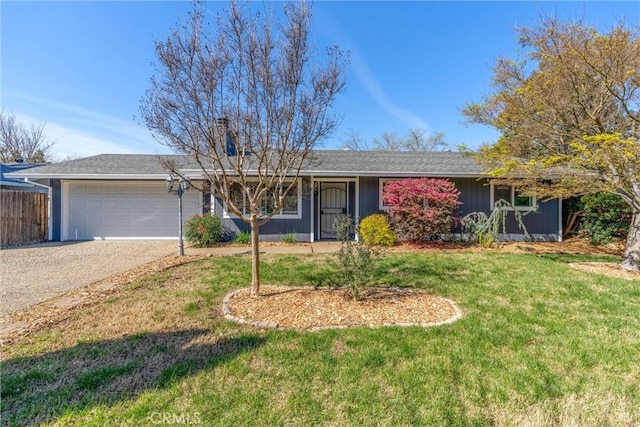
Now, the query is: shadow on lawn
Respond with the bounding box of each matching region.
[1,329,266,425]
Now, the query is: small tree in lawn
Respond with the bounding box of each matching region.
[383,178,461,242]
[140,1,347,296]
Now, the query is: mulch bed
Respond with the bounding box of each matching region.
[223,286,462,331]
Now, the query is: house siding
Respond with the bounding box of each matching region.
[356,176,560,241]
[51,179,62,241]
[34,165,560,242]
[358,176,381,219]
[215,177,312,242]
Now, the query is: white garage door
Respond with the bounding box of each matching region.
[65,181,202,240]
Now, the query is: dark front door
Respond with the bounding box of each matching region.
[320,182,347,239]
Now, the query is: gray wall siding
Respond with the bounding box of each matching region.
[357,176,560,239]
[450,178,491,216]
[358,177,493,218]
[358,176,382,219]
[48,175,560,243]
[51,179,61,241]
[214,178,311,242]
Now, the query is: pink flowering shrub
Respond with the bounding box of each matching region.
[382,178,461,242]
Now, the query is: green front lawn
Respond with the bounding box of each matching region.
[1,251,638,426]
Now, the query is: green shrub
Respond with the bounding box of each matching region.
[282,231,296,244]
[581,193,631,245]
[359,214,396,246]
[233,230,251,244]
[330,215,379,300]
[185,213,223,247]
[462,200,531,245]
[476,231,495,249]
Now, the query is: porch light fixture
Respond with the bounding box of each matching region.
[166,175,190,256]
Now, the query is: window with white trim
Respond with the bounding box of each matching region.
[490,183,536,211]
[379,178,401,210]
[225,180,301,218]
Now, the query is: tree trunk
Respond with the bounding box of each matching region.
[621,209,640,273]
[250,215,261,297]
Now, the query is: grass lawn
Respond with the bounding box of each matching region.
[1,250,639,426]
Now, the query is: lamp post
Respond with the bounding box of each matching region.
[166,175,190,256]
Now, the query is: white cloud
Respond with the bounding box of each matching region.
[316,17,431,132]
[41,121,140,160]
[350,50,431,132]
[7,93,171,160]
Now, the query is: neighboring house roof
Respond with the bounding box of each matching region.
[4,154,192,180]
[5,151,486,180]
[1,163,49,191]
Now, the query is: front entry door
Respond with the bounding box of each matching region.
[320,183,347,239]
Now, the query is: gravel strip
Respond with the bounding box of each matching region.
[0,241,177,316]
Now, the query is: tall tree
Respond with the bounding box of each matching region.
[404,129,447,152]
[140,1,347,296]
[340,128,369,151]
[463,17,640,272]
[0,111,54,163]
[372,131,405,151]
[343,128,448,151]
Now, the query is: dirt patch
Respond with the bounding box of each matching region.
[223,286,462,331]
[569,262,640,281]
[394,238,625,256]
[498,239,625,256]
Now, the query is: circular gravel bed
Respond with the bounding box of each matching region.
[222,286,463,331]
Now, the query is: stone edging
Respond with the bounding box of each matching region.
[221,288,464,332]
[222,289,280,329]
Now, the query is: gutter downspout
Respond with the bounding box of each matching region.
[25,178,53,241]
[558,197,563,242]
[310,175,315,242]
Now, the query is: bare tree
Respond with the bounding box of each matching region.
[372,131,404,151]
[404,129,447,152]
[370,128,448,151]
[0,111,54,163]
[340,129,369,151]
[140,1,347,296]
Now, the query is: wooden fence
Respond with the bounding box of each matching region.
[1,190,48,247]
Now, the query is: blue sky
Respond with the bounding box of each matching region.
[2,1,638,160]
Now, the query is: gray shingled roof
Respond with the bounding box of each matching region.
[307,151,484,176]
[6,151,485,179]
[4,154,193,178]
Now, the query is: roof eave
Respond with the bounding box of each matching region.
[301,171,485,178]
[4,173,172,180]
[178,169,485,178]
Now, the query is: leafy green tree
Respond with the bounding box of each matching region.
[581,193,631,245]
[463,17,640,272]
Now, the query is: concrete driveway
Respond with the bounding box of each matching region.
[0,241,177,317]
